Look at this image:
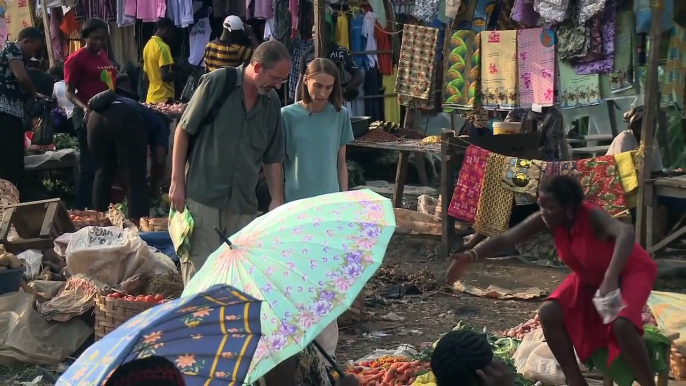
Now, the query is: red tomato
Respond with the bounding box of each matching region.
[125,296,135,301]
[144,295,156,303]
[154,294,164,301]
[110,292,121,299]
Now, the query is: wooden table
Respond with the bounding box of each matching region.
[439,130,541,257]
[348,140,440,208]
[643,175,686,255]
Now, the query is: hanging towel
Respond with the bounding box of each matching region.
[559,59,601,109]
[501,157,545,198]
[613,151,638,195]
[480,30,518,110]
[448,145,490,223]
[575,0,616,75]
[517,27,556,107]
[575,155,627,216]
[444,30,481,110]
[395,24,439,101]
[473,153,513,236]
[609,10,635,93]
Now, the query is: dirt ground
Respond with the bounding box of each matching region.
[337,234,569,362]
[3,234,685,385]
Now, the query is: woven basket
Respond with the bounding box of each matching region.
[69,210,111,230]
[671,346,686,380]
[139,217,169,232]
[94,295,155,340]
[338,292,365,327]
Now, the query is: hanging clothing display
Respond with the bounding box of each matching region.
[247,0,272,19]
[5,0,34,41]
[517,28,555,107]
[350,14,366,69]
[382,67,401,124]
[135,0,166,22]
[116,0,135,26]
[574,0,616,75]
[511,0,540,26]
[533,0,569,23]
[167,0,194,27]
[559,59,601,109]
[361,12,379,69]
[448,145,490,223]
[661,23,686,109]
[443,30,480,111]
[412,0,440,23]
[189,17,211,66]
[395,24,439,101]
[608,10,635,94]
[74,0,116,22]
[473,153,513,237]
[374,22,392,75]
[335,13,350,50]
[480,30,518,110]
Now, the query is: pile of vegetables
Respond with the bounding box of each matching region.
[502,315,541,340]
[0,245,23,271]
[107,291,167,305]
[68,210,111,228]
[144,102,186,115]
[349,357,431,385]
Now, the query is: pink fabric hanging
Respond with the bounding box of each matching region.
[124,0,136,18]
[290,0,299,38]
[137,0,166,22]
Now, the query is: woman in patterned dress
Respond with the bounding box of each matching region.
[447,175,657,386]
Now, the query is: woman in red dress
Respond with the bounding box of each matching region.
[447,175,657,386]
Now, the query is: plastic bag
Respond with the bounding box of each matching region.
[521,344,567,385]
[17,249,43,280]
[592,289,626,324]
[65,226,175,285]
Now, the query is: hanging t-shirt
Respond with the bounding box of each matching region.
[361,12,378,68]
[382,67,400,123]
[374,21,392,75]
[137,0,166,22]
[64,48,117,105]
[350,14,366,69]
[335,13,350,50]
[189,17,211,66]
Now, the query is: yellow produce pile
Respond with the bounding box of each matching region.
[421,136,440,144]
[0,244,22,270]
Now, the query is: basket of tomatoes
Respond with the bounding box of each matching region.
[94,291,167,340]
[69,210,111,230]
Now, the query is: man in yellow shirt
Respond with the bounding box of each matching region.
[143,18,176,103]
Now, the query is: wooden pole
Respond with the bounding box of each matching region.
[635,0,664,245]
[40,1,55,67]
[313,0,327,58]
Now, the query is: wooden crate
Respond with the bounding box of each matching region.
[94,295,155,340]
[140,217,169,232]
[671,346,686,380]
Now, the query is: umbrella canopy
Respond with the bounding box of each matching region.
[183,189,396,383]
[56,285,262,386]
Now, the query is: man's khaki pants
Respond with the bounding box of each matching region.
[182,199,255,284]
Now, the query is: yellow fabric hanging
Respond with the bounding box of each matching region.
[335,13,350,50]
[382,67,401,124]
[613,151,638,195]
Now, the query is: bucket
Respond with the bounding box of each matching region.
[0,267,24,295]
[493,122,522,135]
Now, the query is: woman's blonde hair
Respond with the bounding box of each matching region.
[301,58,343,111]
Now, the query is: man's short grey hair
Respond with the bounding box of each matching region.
[251,40,291,69]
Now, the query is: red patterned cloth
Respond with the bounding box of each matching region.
[448,145,490,222]
[575,155,627,216]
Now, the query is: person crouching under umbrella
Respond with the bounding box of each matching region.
[104,356,186,386]
[86,88,170,224]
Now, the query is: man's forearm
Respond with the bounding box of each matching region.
[263,163,284,203]
[171,127,190,183]
[338,162,348,191]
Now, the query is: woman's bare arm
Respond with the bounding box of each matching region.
[471,212,548,260]
[588,208,636,288]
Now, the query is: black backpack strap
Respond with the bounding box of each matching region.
[201,67,238,126]
[188,67,239,161]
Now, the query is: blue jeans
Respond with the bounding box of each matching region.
[73,107,95,210]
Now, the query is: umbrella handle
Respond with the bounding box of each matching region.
[214,226,233,248]
[312,339,346,378]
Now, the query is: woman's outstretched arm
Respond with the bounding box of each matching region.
[447,212,547,283]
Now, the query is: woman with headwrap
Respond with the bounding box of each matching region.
[606,105,663,174]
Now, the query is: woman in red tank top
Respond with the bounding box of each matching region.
[447,175,657,386]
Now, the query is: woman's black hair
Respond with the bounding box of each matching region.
[430,329,493,386]
[539,175,585,208]
[17,27,44,41]
[104,356,185,386]
[81,17,109,39]
[48,65,65,80]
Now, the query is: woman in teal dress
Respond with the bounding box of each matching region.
[279,58,353,204]
[274,57,354,373]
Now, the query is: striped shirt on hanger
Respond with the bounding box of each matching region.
[203,40,254,72]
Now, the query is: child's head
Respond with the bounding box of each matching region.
[430,329,494,386]
[48,65,64,82]
[116,73,132,91]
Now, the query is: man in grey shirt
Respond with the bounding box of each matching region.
[169,40,291,283]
